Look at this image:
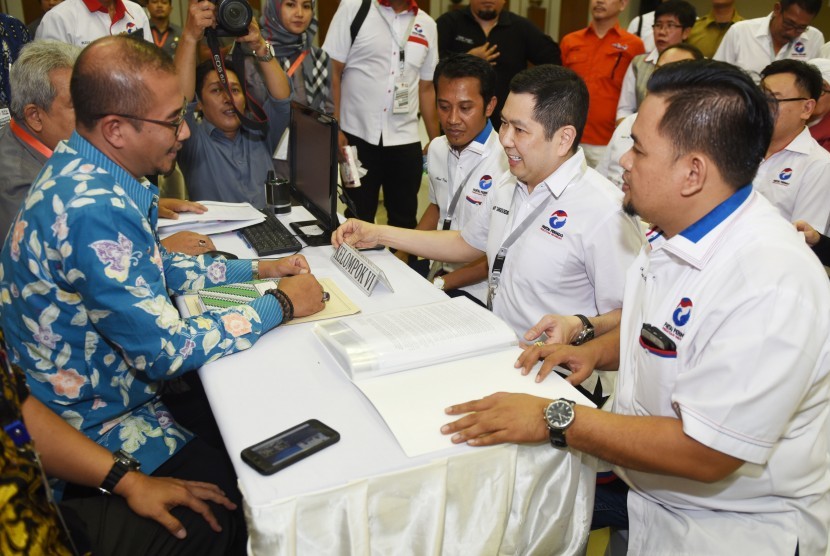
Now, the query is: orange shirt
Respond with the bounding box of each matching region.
[561,23,644,146]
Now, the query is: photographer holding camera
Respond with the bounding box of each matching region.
[175,0,292,208]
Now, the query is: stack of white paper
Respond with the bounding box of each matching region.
[158,201,265,239]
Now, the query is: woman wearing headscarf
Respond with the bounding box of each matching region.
[261,0,333,115]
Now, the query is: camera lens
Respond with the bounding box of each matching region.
[218,0,252,33]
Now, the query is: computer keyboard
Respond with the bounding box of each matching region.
[240,210,303,256]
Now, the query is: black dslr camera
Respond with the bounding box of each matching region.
[212,0,252,37]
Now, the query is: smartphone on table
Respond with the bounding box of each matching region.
[241,419,340,475]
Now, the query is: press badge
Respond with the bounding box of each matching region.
[393,81,410,113]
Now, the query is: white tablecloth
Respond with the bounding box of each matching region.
[200,216,597,555]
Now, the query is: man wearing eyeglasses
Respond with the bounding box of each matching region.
[755,59,830,235]
[615,0,696,124]
[0,34,325,554]
[714,0,824,84]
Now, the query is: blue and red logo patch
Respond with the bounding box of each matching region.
[479,175,493,190]
[672,298,693,327]
[549,210,568,230]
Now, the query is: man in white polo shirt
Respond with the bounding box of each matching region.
[36,0,151,45]
[395,53,508,304]
[443,59,830,555]
[714,0,824,83]
[333,64,644,402]
[324,0,440,230]
[756,59,830,233]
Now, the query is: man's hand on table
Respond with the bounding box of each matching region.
[259,254,311,277]
[158,199,208,220]
[332,218,382,250]
[277,274,325,317]
[161,231,216,255]
[441,393,550,446]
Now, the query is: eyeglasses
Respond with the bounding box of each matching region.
[95,98,188,136]
[779,17,809,33]
[652,23,683,31]
[822,88,830,96]
[769,96,809,103]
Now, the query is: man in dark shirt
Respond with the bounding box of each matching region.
[436,0,560,129]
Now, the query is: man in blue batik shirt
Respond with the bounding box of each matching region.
[0,34,323,552]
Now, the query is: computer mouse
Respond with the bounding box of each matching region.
[204,250,238,260]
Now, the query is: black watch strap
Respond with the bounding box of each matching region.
[572,314,595,346]
[549,427,568,448]
[99,450,140,494]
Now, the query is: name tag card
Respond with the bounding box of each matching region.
[331,244,393,296]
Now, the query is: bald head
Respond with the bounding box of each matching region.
[71,35,176,131]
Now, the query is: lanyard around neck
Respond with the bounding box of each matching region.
[374,1,416,70]
[486,166,585,310]
[10,120,52,159]
[441,150,488,230]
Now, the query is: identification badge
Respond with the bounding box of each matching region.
[393,81,410,114]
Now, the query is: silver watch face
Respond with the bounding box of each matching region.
[545,400,574,429]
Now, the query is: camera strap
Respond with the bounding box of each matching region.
[204,28,268,132]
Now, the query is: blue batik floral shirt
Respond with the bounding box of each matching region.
[0,132,283,479]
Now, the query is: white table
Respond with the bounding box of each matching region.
[199,211,597,555]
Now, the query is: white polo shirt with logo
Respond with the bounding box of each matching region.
[613,187,830,555]
[714,13,825,82]
[323,0,438,146]
[36,0,151,46]
[754,126,830,234]
[461,148,644,391]
[428,121,508,302]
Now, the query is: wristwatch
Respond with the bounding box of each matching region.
[433,276,445,291]
[251,259,260,280]
[99,449,141,494]
[571,314,595,346]
[256,43,275,62]
[544,398,576,448]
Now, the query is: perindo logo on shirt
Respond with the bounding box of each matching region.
[611,43,630,51]
[793,41,806,56]
[409,24,429,47]
[773,167,793,186]
[454,35,475,45]
[466,174,493,206]
[663,297,693,340]
[540,209,567,239]
[126,22,138,34]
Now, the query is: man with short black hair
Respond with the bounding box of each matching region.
[148,0,181,57]
[715,0,825,82]
[436,0,561,130]
[445,59,830,555]
[397,53,507,303]
[175,0,292,208]
[756,58,830,233]
[334,64,644,402]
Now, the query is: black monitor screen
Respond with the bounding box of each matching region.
[288,101,338,242]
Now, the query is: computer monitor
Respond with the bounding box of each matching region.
[288,101,339,246]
